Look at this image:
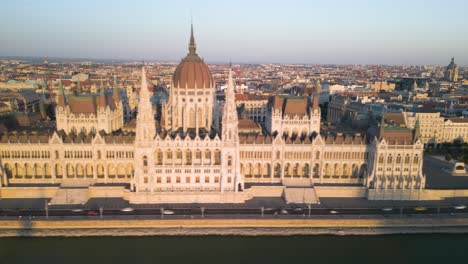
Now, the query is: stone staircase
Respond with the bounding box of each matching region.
[283,187,319,204]
[50,179,92,205]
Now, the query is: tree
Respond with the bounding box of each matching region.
[445,154,452,161]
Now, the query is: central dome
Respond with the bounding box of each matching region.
[173,25,213,89]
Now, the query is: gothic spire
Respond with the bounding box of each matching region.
[98,79,107,108]
[113,75,119,102]
[188,23,197,55]
[76,78,82,94]
[57,78,66,106]
[135,67,156,142]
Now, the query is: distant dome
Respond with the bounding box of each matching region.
[173,25,213,89]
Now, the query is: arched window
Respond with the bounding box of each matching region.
[143,155,148,167]
[227,156,232,166]
[214,149,221,165]
[315,151,320,160]
[154,149,163,165]
[405,155,410,164]
[378,155,384,164]
[413,155,419,164]
[387,155,393,164]
[274,164,281,178]
[396,155,401,164]
[185,149,192,165]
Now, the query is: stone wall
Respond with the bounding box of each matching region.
[315,186,367,198]
[0,187,58,199]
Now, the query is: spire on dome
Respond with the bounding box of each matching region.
[188,23,197,55]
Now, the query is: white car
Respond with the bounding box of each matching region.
[280,209,289,214]
[329,210,339,214]
[382,207,393,212]
[121,207,134,212]
[163,210,175,215]
[71,209,84,212]
[454,205,466,210]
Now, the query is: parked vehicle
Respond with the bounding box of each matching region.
[121,207,134,212]
[382,207,393,212]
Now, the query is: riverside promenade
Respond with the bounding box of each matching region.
[2,216,468,237]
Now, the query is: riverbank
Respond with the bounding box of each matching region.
[2,218,468,237]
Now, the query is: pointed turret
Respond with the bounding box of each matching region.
[414,118,421,142]
[76,79,82,94]
[379,115,386,140]
[222,66,239,142]
[221,65,243,192]
[113,75,119,103]
[135,67,156,142]
[98,79,107,108]
[57,79,66,107]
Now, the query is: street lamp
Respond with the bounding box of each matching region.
[44,200,49,219]
[261,206,264,218]
[160,207,164,219]
[201,207,205,218]
[307,204,311,218]
[99,206,103,219]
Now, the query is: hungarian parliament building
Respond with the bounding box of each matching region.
[0,27,426,204]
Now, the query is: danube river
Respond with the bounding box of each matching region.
[1,235,467,263]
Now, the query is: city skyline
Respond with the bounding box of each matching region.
[2,0,467,66]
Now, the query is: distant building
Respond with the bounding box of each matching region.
[445,57,459,82]
[265,94,321,137]
[55,79,123,134]
[369,81,395,91]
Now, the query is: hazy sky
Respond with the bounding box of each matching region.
[1,0,467,65]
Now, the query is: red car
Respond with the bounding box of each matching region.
[87,211,98,216]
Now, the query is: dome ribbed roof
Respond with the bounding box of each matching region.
[172,25,213,89]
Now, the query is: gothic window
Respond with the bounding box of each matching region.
[143,156,148,167]
[274,164,281,178]
[413,155,419,164]
[185,150,192,165]
[405,155,410,164]
[396,155,402,164]
[214,149,221,165]
[378,155,384,164]
[315,151,320,160]
[227,156,232,167]
[387,155,393,164]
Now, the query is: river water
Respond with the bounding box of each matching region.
[1,235,467,264]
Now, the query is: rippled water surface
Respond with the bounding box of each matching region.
[1,235,468,264]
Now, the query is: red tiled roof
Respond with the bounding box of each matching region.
[283,99,308,116]
[173,54,213,89]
